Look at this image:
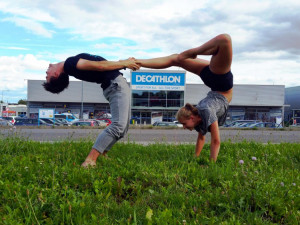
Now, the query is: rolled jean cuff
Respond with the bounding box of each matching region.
[92,130,117,153]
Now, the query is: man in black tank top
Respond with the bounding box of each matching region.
[44,54,140,168]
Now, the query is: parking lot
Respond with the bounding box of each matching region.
[1,127,300,144]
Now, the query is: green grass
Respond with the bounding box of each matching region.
[0,137,299,224]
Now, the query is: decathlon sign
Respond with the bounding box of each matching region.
[131,70,186,90]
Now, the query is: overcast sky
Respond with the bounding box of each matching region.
[0,0,299,103]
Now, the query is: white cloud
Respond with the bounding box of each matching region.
[0,0,300,101]
[232,57,300,87]
[2,17,54,38]
[0,1,56,23]
[0,55,49,90]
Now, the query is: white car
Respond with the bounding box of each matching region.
[0,119,13,126]
[1,116,18,125]
[173,121,183,127]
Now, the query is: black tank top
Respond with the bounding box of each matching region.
[64,53,122,90]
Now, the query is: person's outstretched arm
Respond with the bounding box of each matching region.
[195,132,205,157]
[76,58,140,71]
[209,121,221,162]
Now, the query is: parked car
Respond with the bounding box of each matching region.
[96,112,112,119]
[153,122,179,127]
[173,120,183,127]
[55,118,72,126]
[96,118,112,126]
[39,119,56,126]
[55,113,78,122]
[249,122,282,128]
[14,118,39,126]
[40,118,61,126]
[71,120,98,127]
[224,120,261,127]
[290,124,300,127]
[0,119,13,126]
[1,116,17,125]
[14,118,54,126]
[235,121,259,128]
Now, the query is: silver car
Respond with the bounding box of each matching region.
[0,119,13,126]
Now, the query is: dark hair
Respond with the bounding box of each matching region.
[176,103,199,120]
[42,73,69,94]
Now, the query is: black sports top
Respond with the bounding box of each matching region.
[64,53,122,90]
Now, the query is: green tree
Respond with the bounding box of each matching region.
[18,99,27,105]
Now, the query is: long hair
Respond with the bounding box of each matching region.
[176,103,199,120]
[42,73,69,94]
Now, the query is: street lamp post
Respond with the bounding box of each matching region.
[0,90,9,117]
[81,81,83,119]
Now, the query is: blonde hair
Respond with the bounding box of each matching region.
[176,103,199,120]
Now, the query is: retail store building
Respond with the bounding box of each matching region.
[27,69,285,124]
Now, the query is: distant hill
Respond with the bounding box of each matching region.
[285,86,300,109]
[285,86,300,122]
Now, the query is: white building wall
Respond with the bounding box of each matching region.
[230,85,285,106]
[28,80,108,103]
[28,80,285,107]
[185,84,285,106]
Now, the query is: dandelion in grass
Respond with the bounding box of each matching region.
[292,183,296,186]
[251,156,257,161]
[239,160,244,165]
[280,182,284,187]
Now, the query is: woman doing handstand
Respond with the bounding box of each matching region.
[135,34,233,161]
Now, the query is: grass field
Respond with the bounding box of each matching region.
[0,137,299,224]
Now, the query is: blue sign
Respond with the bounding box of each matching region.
[131,70,185,91]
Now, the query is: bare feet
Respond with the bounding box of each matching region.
[81,149,111,168]
[81,160,96,168]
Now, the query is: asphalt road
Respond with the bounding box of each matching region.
[1,127,300,144]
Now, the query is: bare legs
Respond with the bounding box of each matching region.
[136,54,209,75]
[136,33,232,76]
[136,54,180,69]
[178,33,232,74]
[177,33,233,102]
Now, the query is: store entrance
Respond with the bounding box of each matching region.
[131,110,179,125]
[132,111,151,125]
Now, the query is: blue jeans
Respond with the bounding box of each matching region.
[93,75,130,153]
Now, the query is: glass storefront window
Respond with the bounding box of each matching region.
[132,90,184,108]
[167,91,184,107]
[149,99,166,107]
[132,90,149,107]
[167,99,182,107]
[167,91,184,99]
[132,90,149,98]
[132,98,148,107]
[131,111,151,124]
[149,91,166,107]
[150,91,166,98]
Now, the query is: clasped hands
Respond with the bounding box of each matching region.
[119,57,140,71]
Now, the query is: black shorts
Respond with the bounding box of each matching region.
[199,65,233,92]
